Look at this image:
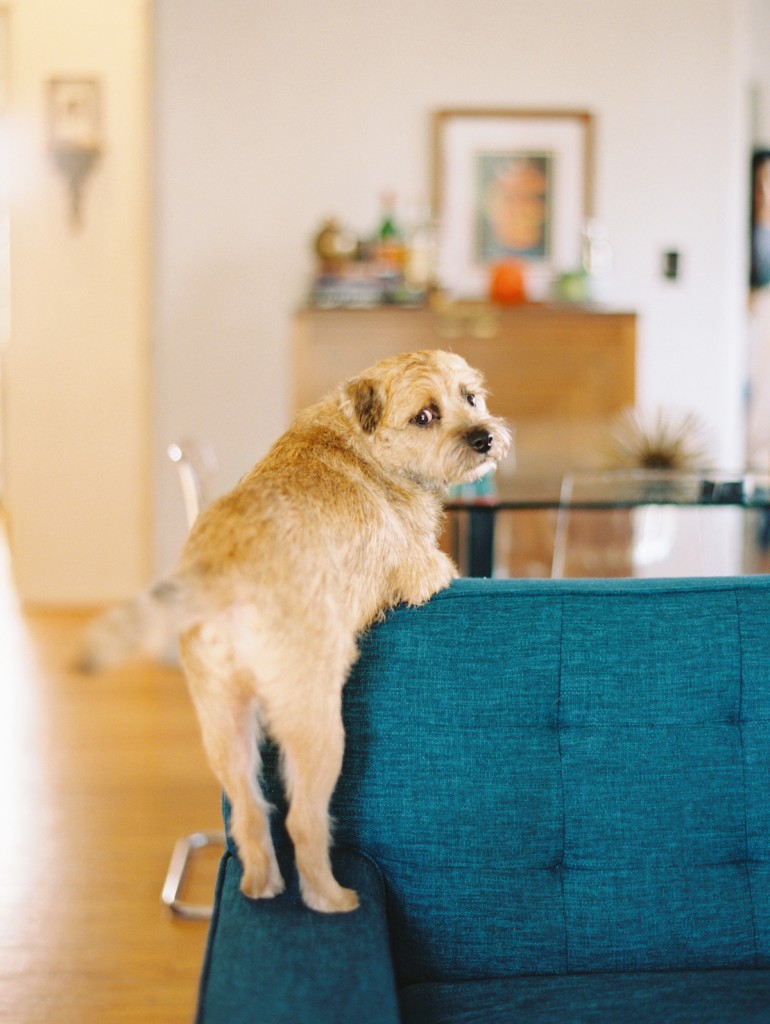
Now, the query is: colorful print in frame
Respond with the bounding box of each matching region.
[433,109,594,298]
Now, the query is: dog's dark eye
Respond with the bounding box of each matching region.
[466,393,477,407]
[412,408,434,427]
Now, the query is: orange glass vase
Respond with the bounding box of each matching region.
[489,261,527,305]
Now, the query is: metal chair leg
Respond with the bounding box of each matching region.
[162,443,224,921]
[161,830,226,920]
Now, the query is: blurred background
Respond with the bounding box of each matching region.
[2,0,770,606]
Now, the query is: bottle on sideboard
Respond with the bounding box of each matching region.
[375,191,406,272]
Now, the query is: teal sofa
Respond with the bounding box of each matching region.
[196,576,770,1023]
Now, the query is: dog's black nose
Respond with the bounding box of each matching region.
[467,428,493,454]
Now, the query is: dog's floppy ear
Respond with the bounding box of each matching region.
[345,378,384,434]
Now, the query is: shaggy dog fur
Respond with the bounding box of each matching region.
[81,350,511,912]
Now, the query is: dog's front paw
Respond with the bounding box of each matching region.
[400,552,458,607]
[432,551,460,590]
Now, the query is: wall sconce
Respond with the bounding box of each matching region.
[47,77,102,229]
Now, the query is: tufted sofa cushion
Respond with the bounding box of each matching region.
[334,577,770,982]
[211,576,770,1019]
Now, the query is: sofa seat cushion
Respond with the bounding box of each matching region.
[399,969,770,1024]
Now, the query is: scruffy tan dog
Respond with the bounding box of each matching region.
[82,349,510,913]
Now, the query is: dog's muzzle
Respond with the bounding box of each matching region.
[466,428,494,455]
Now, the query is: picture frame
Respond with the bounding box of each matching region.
[432,108,595,298]
[750,149,770,290]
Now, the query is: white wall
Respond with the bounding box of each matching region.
[750,0,770,144]
[153,0,751,575]
[4,0,151,604]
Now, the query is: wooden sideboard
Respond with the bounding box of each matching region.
[292,304,636,477]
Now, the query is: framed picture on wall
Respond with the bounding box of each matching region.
[432,108,595,298]
[750,149,770,290]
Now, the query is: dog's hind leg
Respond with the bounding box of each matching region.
[181,633,284,900]
[267,684,359,914]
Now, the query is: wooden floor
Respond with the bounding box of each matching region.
[0,537,223,1023]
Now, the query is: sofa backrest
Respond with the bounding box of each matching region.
[325,576,770,987]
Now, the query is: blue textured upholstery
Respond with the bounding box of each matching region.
[399,971,770,1023]
[196,576,770,1023]
[198,846,400,1023]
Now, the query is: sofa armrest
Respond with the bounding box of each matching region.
[196,845,400,1024]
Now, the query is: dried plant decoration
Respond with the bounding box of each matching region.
[611,407,711,471]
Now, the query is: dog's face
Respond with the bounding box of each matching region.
[341,350,512,489]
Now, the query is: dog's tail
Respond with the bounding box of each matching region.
[77,570,216,673]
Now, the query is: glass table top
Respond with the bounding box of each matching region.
[446,470,770,510]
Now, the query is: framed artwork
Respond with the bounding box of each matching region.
[432,109,595,298]
[750,149,770,290]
